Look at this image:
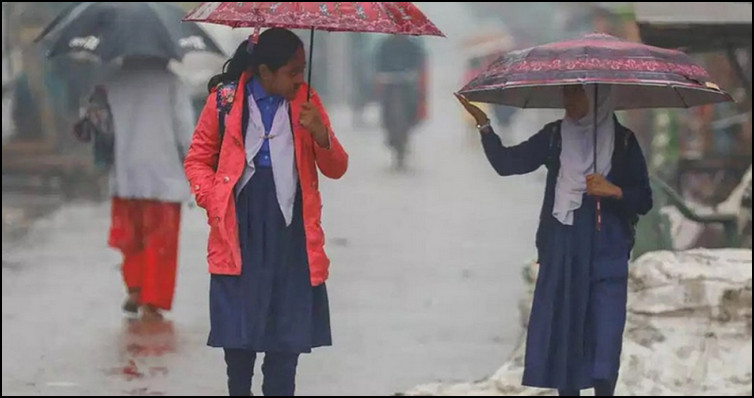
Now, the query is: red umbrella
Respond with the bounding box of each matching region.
[183,2,444,35]
[183,2,444,99]
[459,33,733,229]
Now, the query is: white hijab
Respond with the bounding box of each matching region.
[553,84,616,226]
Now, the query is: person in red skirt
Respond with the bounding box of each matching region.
[100,55,195,321]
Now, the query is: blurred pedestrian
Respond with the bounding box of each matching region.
[100,55,195,321]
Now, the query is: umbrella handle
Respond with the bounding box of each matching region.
[252,26,260,44]
[597,198,602,231]
[307,28,314,102]
[593,84,601,231]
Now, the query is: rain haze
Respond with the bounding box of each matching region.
[2,2,751,396]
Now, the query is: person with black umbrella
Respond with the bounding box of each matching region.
[101,53,196,322]
[37,2,224,321]
[184,28,349,396]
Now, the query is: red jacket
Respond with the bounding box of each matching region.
[184,71,348,285]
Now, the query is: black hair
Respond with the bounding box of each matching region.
[207,27,304,92]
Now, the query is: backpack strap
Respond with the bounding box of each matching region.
[613,121,640,248]
[612,121,633,175]
[215,81,238,142]
[546,120,562,169]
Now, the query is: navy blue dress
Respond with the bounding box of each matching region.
[481,120,653,390]
[207,79,331,354]
[207,169,332,354]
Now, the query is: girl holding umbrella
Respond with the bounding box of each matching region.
[457,84,651,396]
[455,33,731,396]
[184,28,348,396]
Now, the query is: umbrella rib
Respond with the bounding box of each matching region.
[671,85,690,108]
[34,2,82,43]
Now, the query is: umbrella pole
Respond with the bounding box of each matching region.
[307,27,314,102]
[591,84,601,288]
[593,84,601,231]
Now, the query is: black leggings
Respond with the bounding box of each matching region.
[224,349,300,396]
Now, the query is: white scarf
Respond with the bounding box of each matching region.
[235,97,298,226]
[553,85,616,226]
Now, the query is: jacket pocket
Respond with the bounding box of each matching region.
[206,220,225,267]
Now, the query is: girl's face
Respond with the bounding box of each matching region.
[563,85,589,121]
[259,46,306,100]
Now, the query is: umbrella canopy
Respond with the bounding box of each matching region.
[459,33,733,110]
[183,2,443,100]
[458,33,734,231]
[36,2,224,61]
[183,2,444,37]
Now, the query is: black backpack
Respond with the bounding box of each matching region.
[73,85,115,170]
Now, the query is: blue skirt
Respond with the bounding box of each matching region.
[207,168,332,353]
[523,196,630,390]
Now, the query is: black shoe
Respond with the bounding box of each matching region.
[122,298,139,314]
